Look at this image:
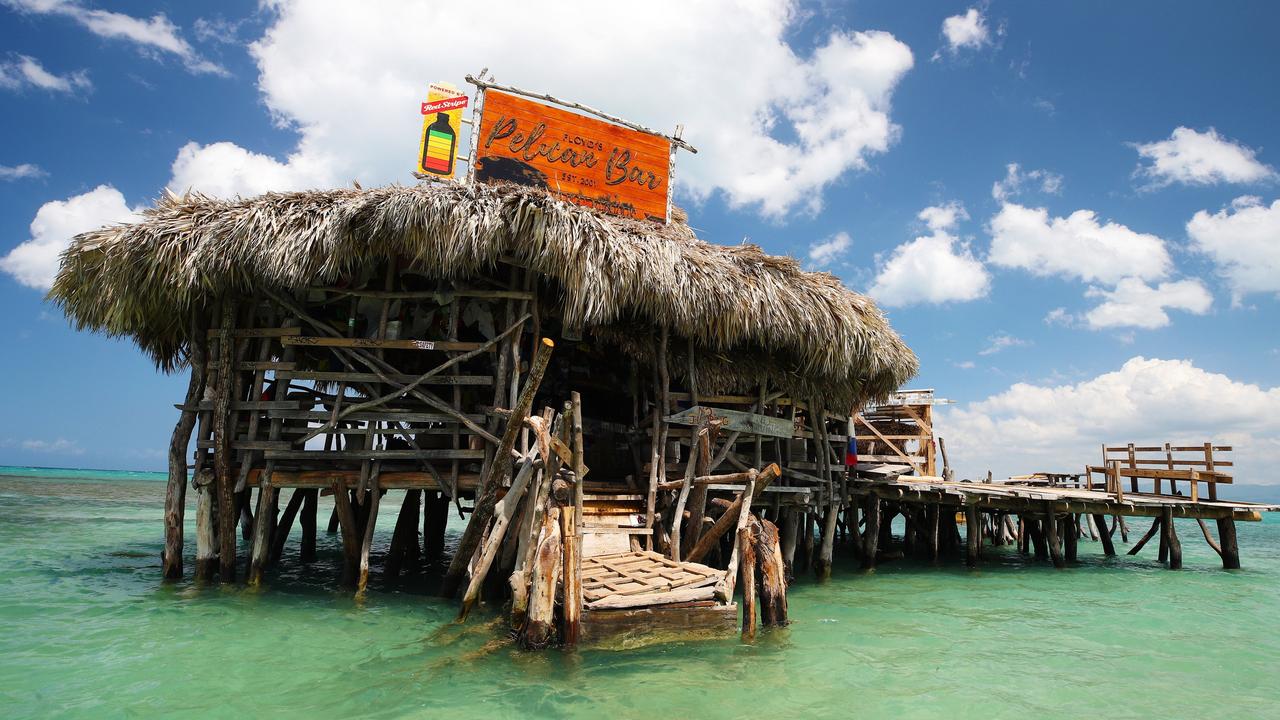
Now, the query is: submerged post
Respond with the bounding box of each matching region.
[1093,513,1116,557]
[1162,507,1182,570]
[965,504,980,567]
[1044,504,1064,569]
[1217,517,1241,569]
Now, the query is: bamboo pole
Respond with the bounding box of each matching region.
[441,338,554,598]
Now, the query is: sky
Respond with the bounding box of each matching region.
[1,1,1278,483]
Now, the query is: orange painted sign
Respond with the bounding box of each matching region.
[475,90,671,223]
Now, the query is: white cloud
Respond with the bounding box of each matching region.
[978,332,1028,356]
[169,0,913,218]
[938,8,990,55]
[0,54,90,93]
[168,141,326,198]
[1187,196,1280,303]
[1044,307,1074,326]
[0,163,47,180]
[1,185,141,290]
[937,357,1280,483]
[1133,127,1274,188]
[954,360,975,370]
[988,202,1172,284]
[867,203,990,306]
[991,162,1063,201]
[1083,277,1212,329]
[807,231,852,268]
[20,437,83,454]
[3,0,226,76]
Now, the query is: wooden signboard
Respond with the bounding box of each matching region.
[665,406,795,439]
[474,89,671,223]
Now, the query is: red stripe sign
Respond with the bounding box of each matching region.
[422,96,469,115]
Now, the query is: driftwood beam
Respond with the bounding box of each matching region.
[685,463,781,564]
[163,310,208,580]
[442,338,554,599]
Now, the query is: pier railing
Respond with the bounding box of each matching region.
[1084,442,1232,502]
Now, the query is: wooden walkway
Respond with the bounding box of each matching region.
[581,551,726,610]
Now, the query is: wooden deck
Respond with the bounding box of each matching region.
[582,551,727,610]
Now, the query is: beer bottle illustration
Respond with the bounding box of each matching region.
[421,112,457,176]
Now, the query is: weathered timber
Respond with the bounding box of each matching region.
[1128,518,1162,556]
[356,476,382,594]
[458,457,537,619]
[740,525,758,639]
[385,489,422,579]
[424,491,449,559]
[267,489,306,566]
[330,480,360,585]
[1044,505,1064,568]
[754,516,788,626]
[519,504,562,650]
[1217,517,1240,569]
[163,311,208,579]
[685,463,781,564]
[1064,515,1078,563]
[665,406,794,439]
[299,489,318,563]
[442,337,554,598]
[565,391,586,647]
[965,505,981,567]
[194,474,216,580]
[1163,507,1182,569]
[862,495,881,569]
[1094,513,1116,556]
[212,301,238,581]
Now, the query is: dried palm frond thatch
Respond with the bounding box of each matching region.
[50,182,916,408]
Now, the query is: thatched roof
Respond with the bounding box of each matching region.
[51,182,916,408]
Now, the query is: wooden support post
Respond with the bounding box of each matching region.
[424,491,448,559]
[212,301,238,582]
[330,480,360,585]
[356,477,381,594]
[740,525,758,640]
[194,474,216,580]
[518,504,562,650]
[442,338,554,598]
[267,489,306,566]
[1216,517,1240,569]
[1044,505,1064,568]
[1093,513,1116,557]
[299,489,317,563]
[718,473,758,601]
[385,489,422,579]
[458,458,536,619]
[780,507,798,578]
[1063,515,1078,563]
[1162,507,1182,570]
[1128,517,1162,556]
[685,464,779,564]
[862,495,881,570]
[564,391,585,647]
[163,311,208,579]
[1158,516,1169,564]
[1027,516,1048,559]
[754,517,788,626]
[965,504,980,567]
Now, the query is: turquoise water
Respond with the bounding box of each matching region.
[1,466,1278,718]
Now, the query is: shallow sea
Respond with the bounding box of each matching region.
[1,466,1277,719]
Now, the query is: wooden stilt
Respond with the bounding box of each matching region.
[780,507,798,579]
[862,495,881,570]
[754,517,788,626]
[518,504,562,650]
[330,480,360,585]
[212,301,239,582]
[424,491,449,559]
[163,311,208,579]
[356,477,381,594]
[1117,515,1130,543]
[1127,517,1162,556]
[458,458,536,619]
[1063,515,1078,563]
[1028,516,1048,559]
[740,525,758,639]
[1158,516,1169,564]
[299,489,317,563]
[965,504,980,567]
[267,489,306,566]
[1216,517,1240,569]
[1093,513,1116,556]
[1044,505,1064,568]
[194,474,216,580]
[1163,507,1182,570]
[385,489,422,579]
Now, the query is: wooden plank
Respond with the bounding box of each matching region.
[281,336,490,352]
[263,449,485,460]
[288,371,493,385]
[265,409,486,424]
[207,361,297,372]
[206,327,301,338]
[666,406,793,439]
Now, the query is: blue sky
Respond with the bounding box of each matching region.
[2,1,1278,481]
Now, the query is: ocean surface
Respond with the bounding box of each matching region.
[2,466,1277,719]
